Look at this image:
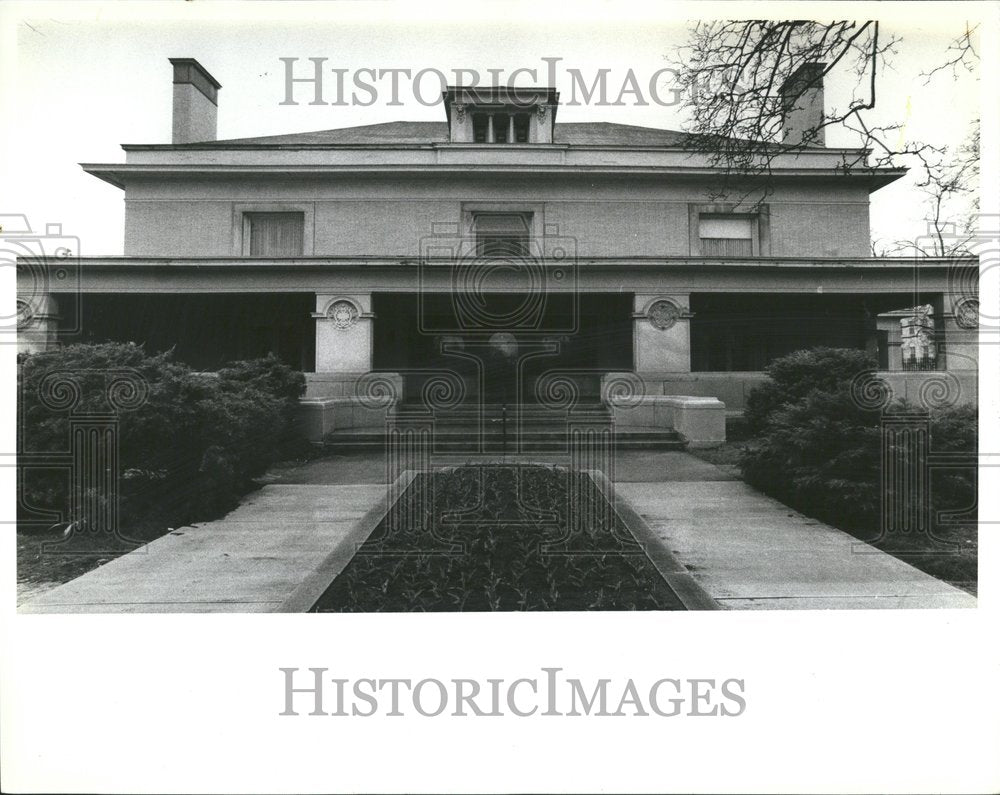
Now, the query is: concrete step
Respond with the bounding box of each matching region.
[321,425,686,453]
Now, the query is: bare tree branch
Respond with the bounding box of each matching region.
[671,19,980,223]
[921,23,980,83]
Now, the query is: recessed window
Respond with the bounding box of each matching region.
[699,215,754,256]
[473,114,489,143]
[475,213,531,256]
[245,212,304,257]
[471,112,532,144]
[513,115,530,143]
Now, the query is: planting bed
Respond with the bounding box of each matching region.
[311,464,686,611]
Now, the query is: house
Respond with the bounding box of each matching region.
[17,58,978,445]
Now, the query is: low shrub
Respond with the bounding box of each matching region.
[741,385,884,532]
[18,343,306,537]
[744,347,877,434]
[927,403,977,521]
[741,348,978,545]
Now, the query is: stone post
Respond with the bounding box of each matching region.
[633,294,692,374]
[941,293,979,371]
[17,293,60,354]
[313,293,373,373]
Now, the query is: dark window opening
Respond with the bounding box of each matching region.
[470,112,531,143]
[472,114,488,143]
[494,114,509,143]
[514,114,530,142]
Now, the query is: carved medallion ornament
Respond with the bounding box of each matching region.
[15,299,34,329]
[955,297,979,329]
[328,300,359,329]
[647,299,681,331]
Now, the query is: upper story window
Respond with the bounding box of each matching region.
[699,215,754,257]
[474,213,531,256]
[245,212,304,257]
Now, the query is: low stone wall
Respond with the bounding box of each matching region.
[602,391,727,448]
[298,372,402,440]
[297,368,977,443]
[603,371,768,415]
[875,370,977,409]
[604,369,977,415]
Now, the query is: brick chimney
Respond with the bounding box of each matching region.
[169,58,221,144]
[779,62,826,146]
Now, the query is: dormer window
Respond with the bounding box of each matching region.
[446,86,557,144]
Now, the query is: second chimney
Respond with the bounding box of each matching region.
[779,62,826,147]
[169,58,221,144]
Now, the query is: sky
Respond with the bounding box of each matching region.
[0,0,986,256]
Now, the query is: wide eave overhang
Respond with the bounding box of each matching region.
[82,143,906,192]
[18,254,972,291]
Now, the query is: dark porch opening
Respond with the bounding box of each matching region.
[373,292,633,404]
[690,292,942,372]
[59,293,315,371]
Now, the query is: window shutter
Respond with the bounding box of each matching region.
[699,216,754,256]
[248,213,304,256]
[699,216,753,240]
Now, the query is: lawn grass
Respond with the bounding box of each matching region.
[312,464,686,612]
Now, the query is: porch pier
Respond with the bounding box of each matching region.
[300,292,401,440]
[603,293,726,448]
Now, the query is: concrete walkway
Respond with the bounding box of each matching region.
[20,484,386,613]
[19,450,976,611]
[615,478,976,609]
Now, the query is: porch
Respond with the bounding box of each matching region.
[16,255,979,445]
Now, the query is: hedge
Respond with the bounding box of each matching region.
[740,348,977,539]
[743,347,877,434]
[18,343,306,536]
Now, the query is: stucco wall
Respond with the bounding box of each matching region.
[122,174,873,258]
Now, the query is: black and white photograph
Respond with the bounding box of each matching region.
[1,0,997,792]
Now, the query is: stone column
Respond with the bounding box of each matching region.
[633,294,692,374]
[313,294,373,373]
[17,293,60,355]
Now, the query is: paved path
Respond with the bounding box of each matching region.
[20,484,386,613]
[615,479,976,609]
[20,450,976,611]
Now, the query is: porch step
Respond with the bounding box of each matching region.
[321,424,687,453]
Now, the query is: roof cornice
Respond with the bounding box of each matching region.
[81,161,907,192]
